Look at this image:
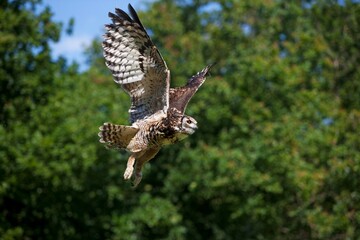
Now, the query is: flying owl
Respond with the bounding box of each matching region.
[98,4,212,187]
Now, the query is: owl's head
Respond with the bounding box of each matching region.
[180,115,198,135]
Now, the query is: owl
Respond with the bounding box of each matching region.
[98,4,212,187]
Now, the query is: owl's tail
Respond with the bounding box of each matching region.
[98,122,139,150]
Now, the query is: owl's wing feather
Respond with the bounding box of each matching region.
[103,4,170,123]
[169,64,213,114]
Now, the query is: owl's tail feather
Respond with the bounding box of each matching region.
[98,122,139,150]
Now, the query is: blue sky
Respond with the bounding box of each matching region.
[43,1,146,70]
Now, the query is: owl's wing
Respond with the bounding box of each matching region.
[169,65,213,114]
[103,4,170,123]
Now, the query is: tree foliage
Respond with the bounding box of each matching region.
[0,0,359,239]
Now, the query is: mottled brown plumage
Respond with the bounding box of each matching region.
[98,4,212,187]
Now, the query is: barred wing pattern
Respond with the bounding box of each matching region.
[103,4,170,123]
[169,65,213,114]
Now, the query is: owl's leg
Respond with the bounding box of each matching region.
[133,147,160,187]
[123,152,142,180]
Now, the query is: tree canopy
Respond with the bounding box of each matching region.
[1,0,359,239]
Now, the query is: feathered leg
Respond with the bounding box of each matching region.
[123,152,142,180]
[133,147,161,187]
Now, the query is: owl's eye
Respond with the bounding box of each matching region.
[186,119,192,124]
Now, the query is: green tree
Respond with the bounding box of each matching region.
[120,0,360,239]
[0,0,64,124]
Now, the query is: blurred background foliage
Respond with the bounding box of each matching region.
[1,0,360,239]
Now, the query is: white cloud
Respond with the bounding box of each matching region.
[52,35,92,56]
[51,35,93,71]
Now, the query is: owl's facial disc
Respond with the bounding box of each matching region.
[181,115,198,135]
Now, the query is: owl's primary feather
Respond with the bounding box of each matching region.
[99,4,212,187]
[103,4,170,123]
[169,65,213,114]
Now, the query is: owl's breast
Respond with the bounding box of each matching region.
[159,130,189,145]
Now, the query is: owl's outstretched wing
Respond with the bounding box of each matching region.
[169,64,213,114]
[103,4,170,123]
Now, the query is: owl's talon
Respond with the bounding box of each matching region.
[132,172,142,188]
[123,166,134,180]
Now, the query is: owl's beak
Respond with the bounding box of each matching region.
[189,124,198,134]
